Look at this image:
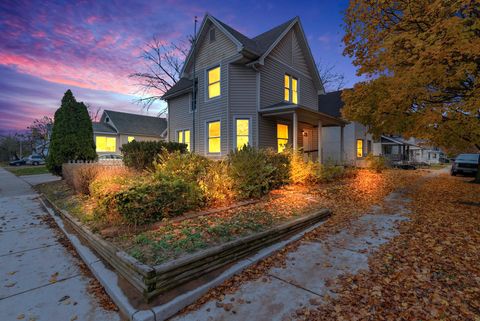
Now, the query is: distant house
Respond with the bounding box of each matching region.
[92,110,167,155]
[317,91,375,166]
[162,14,346,160]
[377,136,444,164]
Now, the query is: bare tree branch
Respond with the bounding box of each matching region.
[316,59,346,93]
[130,35,191,113]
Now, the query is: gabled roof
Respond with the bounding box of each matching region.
[162,78,193,100]
[318,90,344,118]
[102,110,167,137]
[178,14,323,91]
[92,122,116,134]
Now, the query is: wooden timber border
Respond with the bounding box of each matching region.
[41,194,331,302]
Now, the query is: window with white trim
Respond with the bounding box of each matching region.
[284,74,298,104]
[177,130,191,151]
[236,119,249,150]
[277,123,289,152]
[207,121,221,153]
[208,67,221,99]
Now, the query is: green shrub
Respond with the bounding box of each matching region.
[264,149,291,188]
[113,175,203,225]
[317,163,346,182]
[227,146,275,199]
[289,150,320,185]
[121,140,187,170]
[365,153,388,172]
[154,151,210,184]
[199,160,235,205]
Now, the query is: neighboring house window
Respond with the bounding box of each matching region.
[128,136,135,143]
[432,153,437,159]
[236,119,249,150]
[356,139,364,158]
[177,130,191,151]
[284,74,298,104]
[96,136,116,152]
[208,121,221,153]
[208,66,221,99]
[277,124,289,152]
[367,140,372,154]
[209,28,216,43]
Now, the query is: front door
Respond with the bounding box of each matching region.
[302,128,314,161]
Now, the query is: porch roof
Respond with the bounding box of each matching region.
[259,103,347,127]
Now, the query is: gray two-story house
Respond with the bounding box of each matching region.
[163,14,345,161]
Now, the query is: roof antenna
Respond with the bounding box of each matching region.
[191,15,198,152]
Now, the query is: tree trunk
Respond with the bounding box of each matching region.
[475,162,480,183]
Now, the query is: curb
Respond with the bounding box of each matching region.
[39,197,330,321]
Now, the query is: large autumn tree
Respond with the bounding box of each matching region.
[341,0,480,156]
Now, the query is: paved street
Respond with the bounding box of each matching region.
[0,167,121,321]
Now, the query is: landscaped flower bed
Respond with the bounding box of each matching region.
[36,145,369,300]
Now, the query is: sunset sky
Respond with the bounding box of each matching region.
[0,0,360,135]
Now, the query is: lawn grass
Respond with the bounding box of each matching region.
[4,165,50,176]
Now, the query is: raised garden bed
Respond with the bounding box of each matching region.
[41,191,331,301]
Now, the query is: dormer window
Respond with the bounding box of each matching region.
[209,28,216,43]
[284,74,298,104]
[105,117,110,123]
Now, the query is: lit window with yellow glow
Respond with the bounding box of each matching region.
[208,121,221,153]
[208,66,221,99]
[96,136,116,152]
[356,139,364,158]
[128,136,135,143]
[236,119,249,150]
[284,74,290,102]
[292,78,298,104]
[177,130,191,151]
[277,124,289,152]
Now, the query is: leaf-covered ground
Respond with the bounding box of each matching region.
[294,173,480,320]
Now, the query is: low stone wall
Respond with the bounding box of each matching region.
[42,193,331,302]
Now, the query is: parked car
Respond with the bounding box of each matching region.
[98,154,123,160]
[25,155,46,166]
[9,157,28,166]
[451,154,479,176]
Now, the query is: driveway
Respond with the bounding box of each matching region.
[0,167,121,321]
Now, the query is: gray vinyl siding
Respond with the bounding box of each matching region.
[167,93,192,144]
[192,24,237,156]
[228,64,258,149]
[259,28,319,111]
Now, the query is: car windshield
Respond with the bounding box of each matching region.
[456,154,479,162]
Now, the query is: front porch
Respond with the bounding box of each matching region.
[260,104,347,163]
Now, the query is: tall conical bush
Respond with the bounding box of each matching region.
[47,90,96,175]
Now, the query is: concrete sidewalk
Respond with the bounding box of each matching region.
[173,191,412,321]
[0,167,121,321]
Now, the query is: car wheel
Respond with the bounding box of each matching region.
[16,163,21,166]
[451,170,456,176]
[33,161,39,166]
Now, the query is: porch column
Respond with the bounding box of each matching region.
[317,120,323,163]
[340,125,345,164]
[293,111,298,150]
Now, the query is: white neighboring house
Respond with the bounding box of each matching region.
[373,135,444,164]
[92,110,167,155]
[318,91,375,167]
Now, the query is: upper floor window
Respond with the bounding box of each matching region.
[208,121,221,153]
[356,139,364,158]
[236,119,249,150]
[284,74,298,104]
[208,66,221,99]
[178,129,191,151]
[277,123,289,153]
